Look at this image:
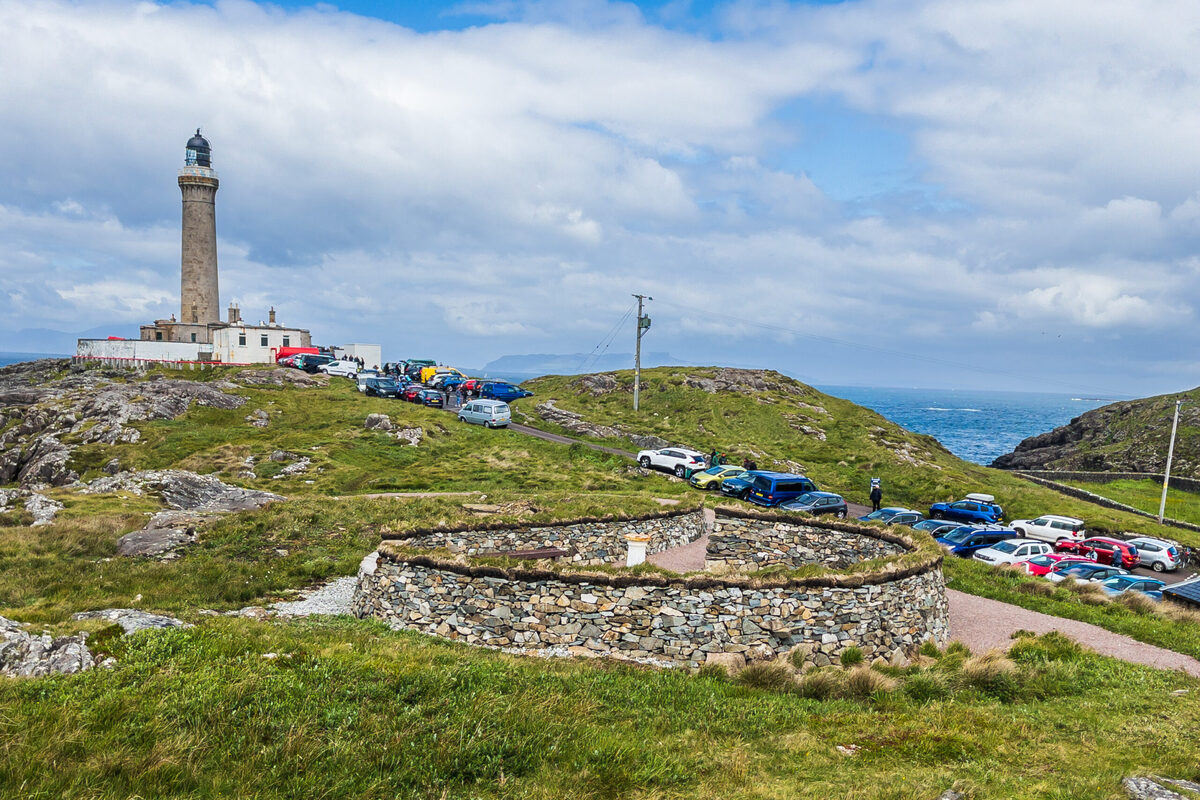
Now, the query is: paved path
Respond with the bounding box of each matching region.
[946,588,1200,677]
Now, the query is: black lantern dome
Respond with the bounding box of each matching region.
[185,129,212,168]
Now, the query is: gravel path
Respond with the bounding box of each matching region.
[268,553,375,617]
[946,588,1200,677]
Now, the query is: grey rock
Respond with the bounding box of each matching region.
[103,457,121,475]
[24,493,63,526]
[245,408,270,428]
[234,368,327,388]
[364,413,393,432]
[269,450,295,462]
[0,615,95,677]
[83,470,282,512]
[71,608,191,634]
[271,458,311,478]
[116,526,196,557]
[395,427,423,446]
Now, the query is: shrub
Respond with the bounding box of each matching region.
[1020,662,1081,700]
[918,639,942,659]
[1009,629,1038,640]
[1115,591,1158,615]
[796,668,844,700]
[945,641,971,657]
[735,663,796,692]
[839,646,864,667]
[1160,601,1200,625]
[902,670,949,703]
[1015,580,1054,597]
[1069,582,1111,605]
[1007,631,1085,664]
[695,663,731,681]
[844,665,899,698]
[959,651,1019,701]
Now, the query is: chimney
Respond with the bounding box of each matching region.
[227,303,238,324]
[269,307,276,325]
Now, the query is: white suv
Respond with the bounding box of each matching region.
[973,538,1053,566]
[320,360,359,378]
[637,447,707,478]
[1010,515,1086,545]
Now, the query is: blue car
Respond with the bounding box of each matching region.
[859,507,924,526]
[1100,575,1164,599]
[479,382,533,402]
[745,472,819,507]
[929,493,1004,524]
[911,519,961,537]
[935,526,1017,558]
[720,470,765,500]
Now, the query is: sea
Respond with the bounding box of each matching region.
[0,352,1111,466]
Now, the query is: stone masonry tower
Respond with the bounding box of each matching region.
[178,129,220,328]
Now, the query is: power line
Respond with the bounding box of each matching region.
[575,305,634,374]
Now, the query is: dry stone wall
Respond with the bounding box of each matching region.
[353,509,949,667]
[387,508,705,565]
[706,511,906,570]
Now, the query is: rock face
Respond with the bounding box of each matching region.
[536,400,670,450]
[0,616,94,677]
[0,359,247,489]
[993,391,1200,474]
[83,469,283,512]
[71,608,191,634]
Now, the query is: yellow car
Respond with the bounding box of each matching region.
[689,465,747,490]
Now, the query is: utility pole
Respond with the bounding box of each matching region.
[1158,398,1185,523]
[632,294,652,411]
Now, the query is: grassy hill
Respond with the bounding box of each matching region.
[518,367,1196,543]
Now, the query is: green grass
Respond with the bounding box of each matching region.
[519,367,1198,544]
[1,492,698,626]
[0,619,1196,799]
[1064,478,1200,527]
[945,557,1200,658]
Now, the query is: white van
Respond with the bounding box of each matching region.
[458,399,511,428]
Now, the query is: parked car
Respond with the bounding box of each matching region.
[460,379,482,396]
[1010,514,1086,545]
[972,538,1053,567]
[929,493,1004,524]
[320,360,359,378]
[479,382,533,402]
[778,491,848,518]
[296,354,335,373]
[278,354,300,368]
[458,399,511,428]
[1054,537,1140,569]
[363,377,400,398]
[416,388,444,407]
[1018,553,1094,577]
[911,519,962,537]
[1046,561,1128,583]
[401,385,423,402]
[745,472,819,508]
[935,526,1018,558]
[720,470,765,500]
[1125,537,1181,572]
[1100,575,1165,599]
[637,447,707,478]
[859,507,923,526]
[356,369,381,392]
[689,465,747,490]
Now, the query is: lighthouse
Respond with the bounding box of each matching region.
[178,129,220,329]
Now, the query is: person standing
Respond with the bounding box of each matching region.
[870,482,883,512]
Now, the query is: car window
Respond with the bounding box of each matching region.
[751,476,772,491]
[1028,555,1054,566]
[992,541,1018,554]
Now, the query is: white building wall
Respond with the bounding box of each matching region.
[212,326,309,364]
[77,339,203,361]
[334,343,382,369]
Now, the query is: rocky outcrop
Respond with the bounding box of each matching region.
[683,368,808,397]
[0,359,247,489]
[116,510,209,558]
[0,488,63,526]
[395,427,423,447]
[71,608,191,634]
[536,400,670,450]
[0,616,94,677]
[233,368,327,388]
[993,391,1200,474]
[82,469,283,512]
[364,413,393,432]
[1124,776,1200,800]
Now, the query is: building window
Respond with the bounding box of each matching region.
[239,334,246,346]
[282,335,290,347]
[260,335,269,347]
[155,331,163,341]
[190,333,197,343]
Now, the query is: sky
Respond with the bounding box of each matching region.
[1,0,1198,396]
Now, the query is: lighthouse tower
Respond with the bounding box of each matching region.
[178,129,220,331]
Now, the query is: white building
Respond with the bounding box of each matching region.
[332,343,382,369]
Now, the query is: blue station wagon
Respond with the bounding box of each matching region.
[746,472,818,508]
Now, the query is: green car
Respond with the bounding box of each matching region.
[689,465,747,490]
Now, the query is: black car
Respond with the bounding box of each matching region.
[365,377,400,398]
[297,354,335,373]
[778,491,848,518]
[416,389,444,408]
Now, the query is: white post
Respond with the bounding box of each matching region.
[626,534,650,567]
[1158,399,1183,523]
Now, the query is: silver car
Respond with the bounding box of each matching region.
[1126,537,1180,572]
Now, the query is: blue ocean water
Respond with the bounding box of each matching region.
[818,385,1114,466]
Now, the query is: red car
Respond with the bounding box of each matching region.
[459,379,481,396]
[401,385,423,402]
[1018,553,1094,576]
[1054,537,1140,569]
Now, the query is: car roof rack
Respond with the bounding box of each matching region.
[965,492,996,503]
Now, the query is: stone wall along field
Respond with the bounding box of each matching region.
[353,508,949,668]
[385,507,706,565]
